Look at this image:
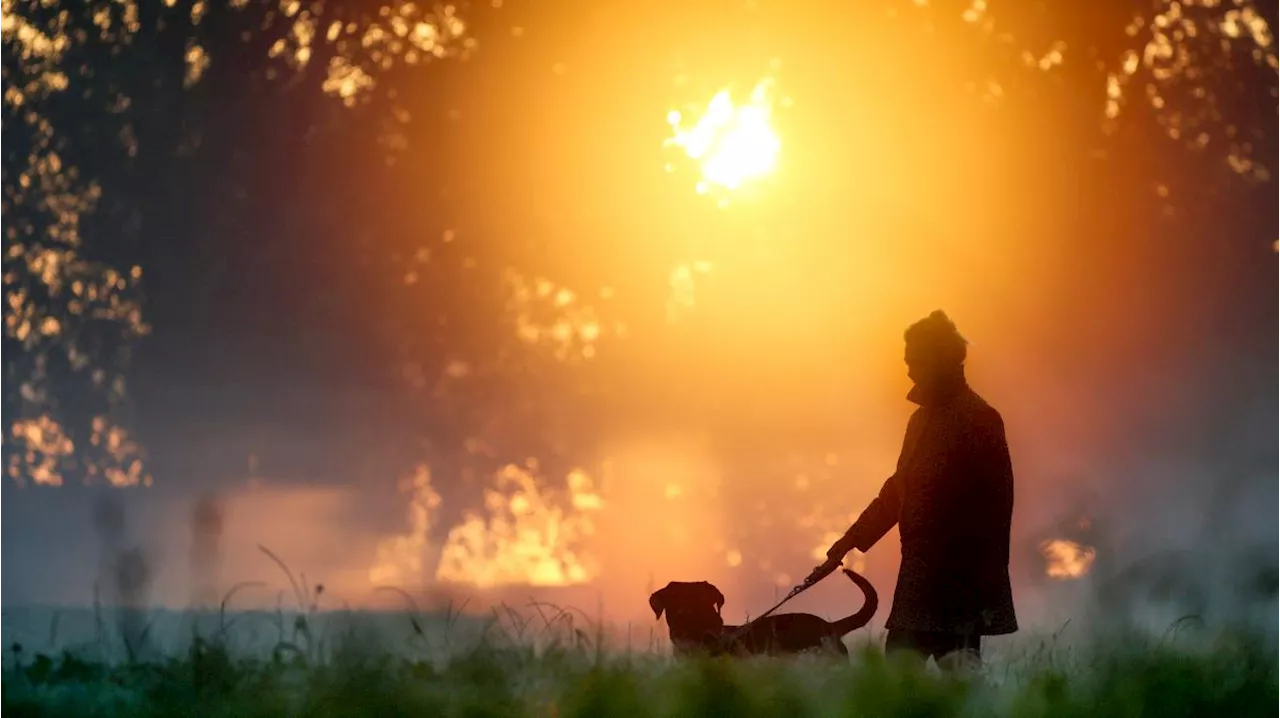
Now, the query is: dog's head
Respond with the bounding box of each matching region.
[649,581,726,651]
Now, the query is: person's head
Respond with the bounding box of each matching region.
[903,310,968,388]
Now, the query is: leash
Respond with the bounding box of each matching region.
[714,401,934,649]
[720,560,839,645]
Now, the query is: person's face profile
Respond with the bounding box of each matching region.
[904,340,929,386]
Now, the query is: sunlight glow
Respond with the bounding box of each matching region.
[1040,538,1096,580]
[370,462,604,589]
[665,76,782,197]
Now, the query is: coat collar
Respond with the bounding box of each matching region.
[906,368,969,407]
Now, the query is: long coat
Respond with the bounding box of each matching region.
[843,376,1017,636]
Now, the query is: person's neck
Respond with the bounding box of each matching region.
[909,366,968,406]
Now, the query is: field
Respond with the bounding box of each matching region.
[2,602,1275,718]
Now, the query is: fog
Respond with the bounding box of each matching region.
[2,0,1275,657]
[4,344,1275,647]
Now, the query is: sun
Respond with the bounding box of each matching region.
[665,76,783,199]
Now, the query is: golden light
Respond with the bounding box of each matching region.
[665,75,782,197]
[370,463,605,589]
[1040,538,1097,580]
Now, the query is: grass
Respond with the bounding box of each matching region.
[2,617,1275,718]
[5,549,1274,716]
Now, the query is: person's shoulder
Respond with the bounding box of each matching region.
[963,390,1005,428]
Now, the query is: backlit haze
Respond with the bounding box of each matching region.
[2,0,1276,643]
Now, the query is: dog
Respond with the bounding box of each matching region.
[649,568,878,656]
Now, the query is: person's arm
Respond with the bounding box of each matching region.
[815,471,901,583]
[828,411,922,559]
[839,471,903,553]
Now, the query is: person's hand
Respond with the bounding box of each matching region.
[803,558,840,586]
[826,534,856,564]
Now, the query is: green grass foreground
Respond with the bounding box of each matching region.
[2,631,1275,718]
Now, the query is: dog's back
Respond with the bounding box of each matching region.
[723,613,849,655]
[713,569,879,656]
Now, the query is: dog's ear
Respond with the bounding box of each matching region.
[699,582,725,613]
[649,586,668,620]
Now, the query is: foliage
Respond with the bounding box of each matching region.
[2,626,1275,718]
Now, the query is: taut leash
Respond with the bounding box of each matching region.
[721,560,840,644]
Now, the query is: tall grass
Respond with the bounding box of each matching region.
[5,549,1274,716]
[3,617,1274,717]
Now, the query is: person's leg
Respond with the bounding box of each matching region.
[935,633,982,673]
[884,629,931,665]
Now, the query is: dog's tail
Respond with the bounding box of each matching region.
[829,568,879,635]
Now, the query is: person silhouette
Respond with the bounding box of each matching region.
[818,310,1017,667]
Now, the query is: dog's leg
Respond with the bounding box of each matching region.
[822,635,849,656]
